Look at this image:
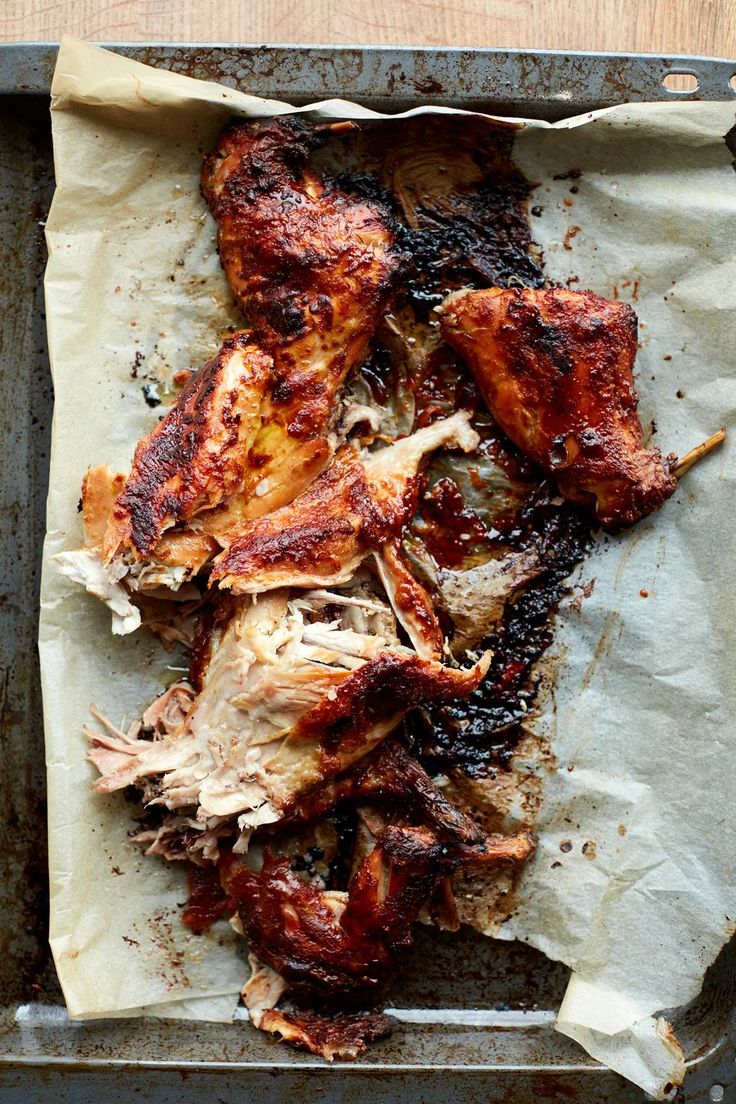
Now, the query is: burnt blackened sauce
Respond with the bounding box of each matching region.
[338,122,591,779]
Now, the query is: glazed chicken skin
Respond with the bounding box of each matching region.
[214,737,534,1058]
[202,118,400,516]
[222,821,532,1010]
[88,588,490,830]
[57,121,399,632]
[104,331,271,562]
[54,334,271,634]
[439,287,677,528]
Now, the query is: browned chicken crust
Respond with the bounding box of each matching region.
[202,118,400,515]
[292,648,491,769]
[211,410,478,658]
[440,287,677,528]
[103,332,271,560]
[211,412,477,655]
[281,738,535,863]
[252,1006,392,1061]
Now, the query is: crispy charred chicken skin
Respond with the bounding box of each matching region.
[221,820,530,1014]
[439,287,678,528]
[215,739,533,1056]
[103,332,271,561]
[53,335,269,633]
[201,118,400,517]
[57,121,399,633]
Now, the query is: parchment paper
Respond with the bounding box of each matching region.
[41,36,736,1095]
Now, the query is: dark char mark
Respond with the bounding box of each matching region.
[412,485,591,777]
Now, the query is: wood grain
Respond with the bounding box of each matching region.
[0,0,734,58]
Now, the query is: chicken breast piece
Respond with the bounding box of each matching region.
[54,336,267,631]
[439,287,677,528]
[57,123,398,632]
[201,118,400,516]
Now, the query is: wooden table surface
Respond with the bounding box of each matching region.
[0,0,734,58]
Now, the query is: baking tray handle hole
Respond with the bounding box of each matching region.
[662,71,700,93]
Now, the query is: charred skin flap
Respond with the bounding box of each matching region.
[202,118,401,516]
[440,287,678,529]
[221,829,449,1010]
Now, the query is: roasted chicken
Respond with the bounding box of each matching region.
[88,588,490,831]
[439,287,678,528]
[222,815,531,1006]
[85,572,522,1058]
[57,120,400,633]
[201,118,400,516]
[53,335,268,632]
[220,731,533,1058]
[104,332,271,560]
[130,732,533,1059]
[212,411,479,657]
[72,118,726,1062]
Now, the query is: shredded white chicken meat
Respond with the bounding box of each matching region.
[87,586,489,830]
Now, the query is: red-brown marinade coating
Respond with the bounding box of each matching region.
[221,820,532,1011]
[201,118,400,514]
[291,650,490,762]
[103,332,271,559]
[440,287,677,528]
[220,828,454,1009]
[182,862,234,934]
[210,446,413,591]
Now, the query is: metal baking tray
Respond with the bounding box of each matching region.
[1,43,734,1103]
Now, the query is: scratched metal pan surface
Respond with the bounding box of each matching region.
[0,43,734,1104]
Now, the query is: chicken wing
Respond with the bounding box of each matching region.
[202,118,400,516]
[439,287,677,528]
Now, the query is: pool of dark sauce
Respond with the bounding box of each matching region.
[335,117,592,778]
